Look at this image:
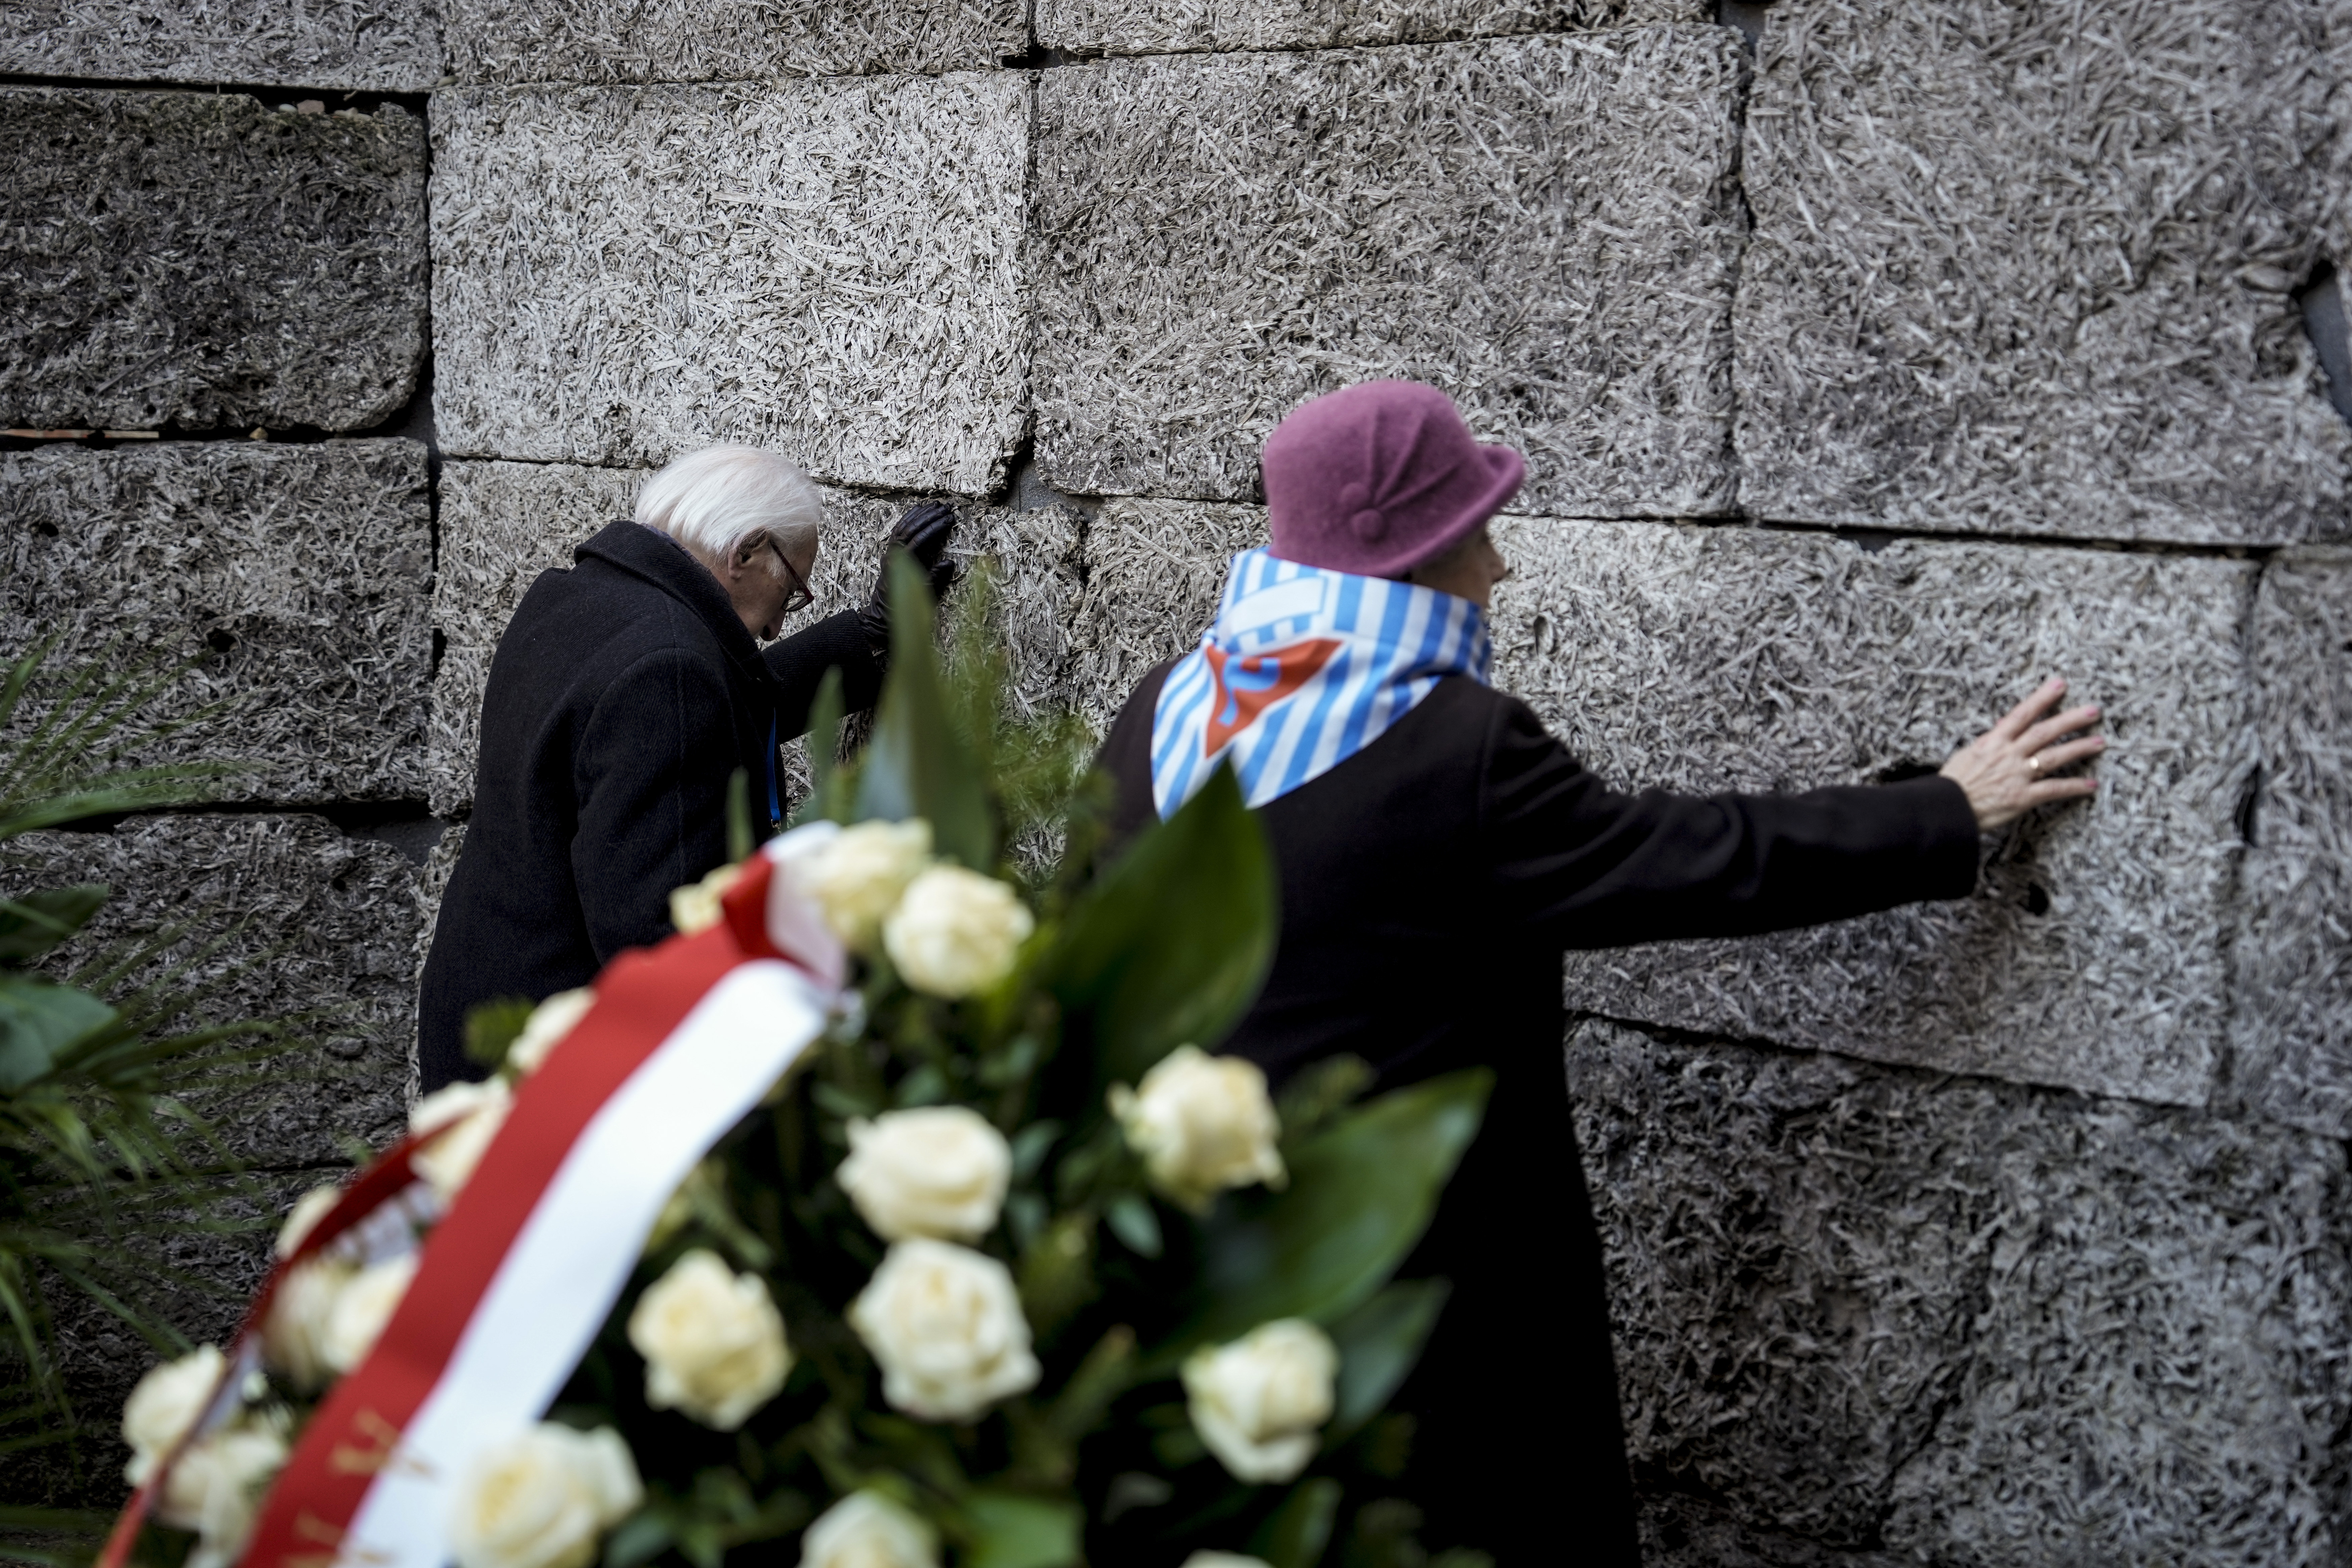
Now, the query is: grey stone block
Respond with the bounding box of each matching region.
[1636,1494,1904,1568]
[1569,1020,2352,1565]
[1734,1,2352,545]
[0,0,440,91]
[444,0,1021,84]
[0,441,434,805]
[430,77,1031,495]
[2230,548,2352,1136]
[8,1169,337,1510]
[429,458,1088,813]
[1031,29,1744,516]
[1064,496,1267,730]
[1490,517,2254,1106]
[410,821,467,1100]
[1035,0,1702,55]
[3,814,423,1169]
[1,89,429,434]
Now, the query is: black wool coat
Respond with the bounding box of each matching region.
[1101,664,1979,1565]
[417,520,882,1092]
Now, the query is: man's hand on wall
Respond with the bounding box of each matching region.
[1939,676,2105,832]
[859,502,962,655]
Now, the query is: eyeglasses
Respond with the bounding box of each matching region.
[765,535,814,615]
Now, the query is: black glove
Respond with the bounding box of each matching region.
[857,501,960,655]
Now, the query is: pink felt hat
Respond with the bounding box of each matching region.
[1261,380,1525,579]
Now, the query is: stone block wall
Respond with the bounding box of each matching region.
[8,0,2352,1555]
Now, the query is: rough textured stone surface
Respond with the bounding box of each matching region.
[1035,0,1702,55]
[1571,1019,2352,1565]
[1490,517,2254,1106]
[0,0,441,91]
[431,77,1030,495]
[1636,1494,1903,1568]
[1032,29,1744,515]
[0,441,433,804]
[1,90,429,434]
[429,459,1088,813]
[2,814,421,1169]
[6,1169,334,1510]
[444,0,1021,83]
[409,821,465,1100]
[1734,1,2352,544]
[1064,496,1266,729]
[2231,548,2352,1136]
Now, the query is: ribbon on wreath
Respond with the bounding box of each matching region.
[100,828,847,1568]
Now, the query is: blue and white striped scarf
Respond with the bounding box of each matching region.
[1150,549,1492,817]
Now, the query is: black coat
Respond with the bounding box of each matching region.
[1101,664,1978,1564]
[417,520,881,1092]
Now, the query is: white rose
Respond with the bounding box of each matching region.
[275,1184,343,1258]
[626,1249,791,1431]
[837,1107,1011,1243]
[508,987,595,1076]
[160,1415,291,1568]
[1182,1319,1339,1484]
[1109,1046,1286,1213]
[122,1345,226,1475]
[881,867,1034,999]
[1181,1556,1274,1568]
[449,1424,642,1568]
[322,1254,418,1375]
[669,862,745,937]
[410,1076,514,1204]
[797,818,933,951]
[848,1239,1040,1422]
[798,1491,939,1568]
[262,1257,357,1390]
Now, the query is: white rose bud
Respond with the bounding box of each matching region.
[1109,1046,1287,1214]
[626,1249,792,1431]
[321,1254,418,1375]
[668,863,745,937]
[507,988,595,1076]
[449,1424,642,1568]
[882,867,1034,999]
[261,1257,357,1390]
[848,1239,1040,1423]
[159,1415,292,1568]
[122,1345,226,1479]
[837,1107,1011,1243]
[798,819,934,951]
[275,1184,343,1258]
[1182,1319,1339,1484]
[798,1491,939,1568]
[410,1076,515,1204]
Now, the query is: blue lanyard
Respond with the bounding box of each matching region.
[766,712,782,828]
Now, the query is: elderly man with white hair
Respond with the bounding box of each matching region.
[417,446,956,1091]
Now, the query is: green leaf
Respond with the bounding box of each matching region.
[856,554,995,868]
[462,995,536,1071]
[1105,1192,1164,1259]
[963,1491,1083,1568]
[0,885,109,965]
[804,665,847,823]
[1041,763,1276,1088]
[1327,1279,1450,1436]
[1157,1071,1490,1367]
[603,1512,672,1568]
[726,767,755,862]
[0,975,116,1090]
[1249,1478,1343,1568]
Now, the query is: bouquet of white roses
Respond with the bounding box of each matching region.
[105,563,1492,1568]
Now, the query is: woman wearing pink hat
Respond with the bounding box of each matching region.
[1097,380,2103,1560]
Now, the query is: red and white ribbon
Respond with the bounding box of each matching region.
[104,830,843,1568]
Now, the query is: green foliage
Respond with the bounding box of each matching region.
[463,996,537,1072]
[1038,764,1278,1089]
[1166,1072,1490,1363]
[961,1491,1083,1568]
[856,554,996,870]
[0,640,291,1494]
[1251,1479,1343,1568]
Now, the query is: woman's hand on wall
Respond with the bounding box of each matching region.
[1939,677,2104,832]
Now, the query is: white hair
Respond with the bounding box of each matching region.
[634,446,823,577]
